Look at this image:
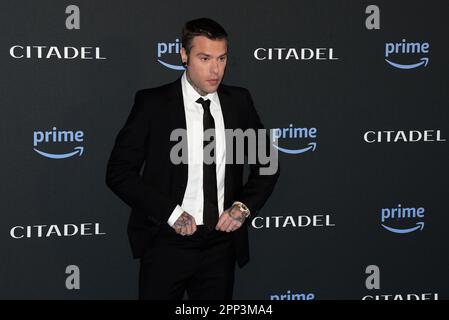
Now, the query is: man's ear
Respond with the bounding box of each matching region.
[180,47,188,66]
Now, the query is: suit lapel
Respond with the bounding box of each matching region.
[167,76,186,131]
[218,85,237,209]
[166,76,189,193]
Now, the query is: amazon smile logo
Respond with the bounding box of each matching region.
[380,204,425,234]
[385,39,430,70]
[33,127,84,159]
[157,38,185,71]
[272,124,317,155]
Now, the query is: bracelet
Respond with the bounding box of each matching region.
[227,204,249,223]
[233,202,250,217]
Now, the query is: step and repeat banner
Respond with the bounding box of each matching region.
[1,0,448,299]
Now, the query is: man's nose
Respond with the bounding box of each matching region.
[210,60,219,74]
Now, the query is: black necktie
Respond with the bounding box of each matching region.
[196,97,219,230]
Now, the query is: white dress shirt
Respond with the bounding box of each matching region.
[167,71,226,226]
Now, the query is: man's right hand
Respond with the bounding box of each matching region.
[172,211,197,236]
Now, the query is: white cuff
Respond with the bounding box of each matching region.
[167,205,184,227]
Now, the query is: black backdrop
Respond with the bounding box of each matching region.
[0,0,448,299]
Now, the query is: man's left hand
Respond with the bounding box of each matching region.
[215,204,245,232]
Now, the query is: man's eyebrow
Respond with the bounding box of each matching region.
[196,52,228,57]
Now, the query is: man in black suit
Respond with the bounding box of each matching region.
[106,17,280,300]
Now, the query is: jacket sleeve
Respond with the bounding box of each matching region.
[105,90,178,224]
[237,89,281,216]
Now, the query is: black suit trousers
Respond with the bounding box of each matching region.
[138,224,236,300]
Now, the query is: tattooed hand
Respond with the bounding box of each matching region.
[216,205,244,233]
[172,211,197,236]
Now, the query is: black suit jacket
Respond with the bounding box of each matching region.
[106,76,280,268]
